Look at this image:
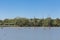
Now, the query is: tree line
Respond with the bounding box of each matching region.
[0,17,60,27]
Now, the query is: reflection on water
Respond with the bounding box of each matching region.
[0,27,60,40]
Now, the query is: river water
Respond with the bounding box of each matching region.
[0,27,60,40]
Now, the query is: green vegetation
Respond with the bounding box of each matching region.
[0,17,60,27]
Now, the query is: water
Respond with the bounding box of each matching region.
[0,27,60,40]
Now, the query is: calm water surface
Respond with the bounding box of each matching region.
[0,27,60,40]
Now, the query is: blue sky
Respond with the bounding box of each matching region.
[0,0,60,19]
[0,27,60,40]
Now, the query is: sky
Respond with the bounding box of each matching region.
[0,0,60,19]
[0,27,60,40]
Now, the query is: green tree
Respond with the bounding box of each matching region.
[42,17,52,27]
[53,18,60,26]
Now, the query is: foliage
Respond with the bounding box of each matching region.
[0,17,60,27]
